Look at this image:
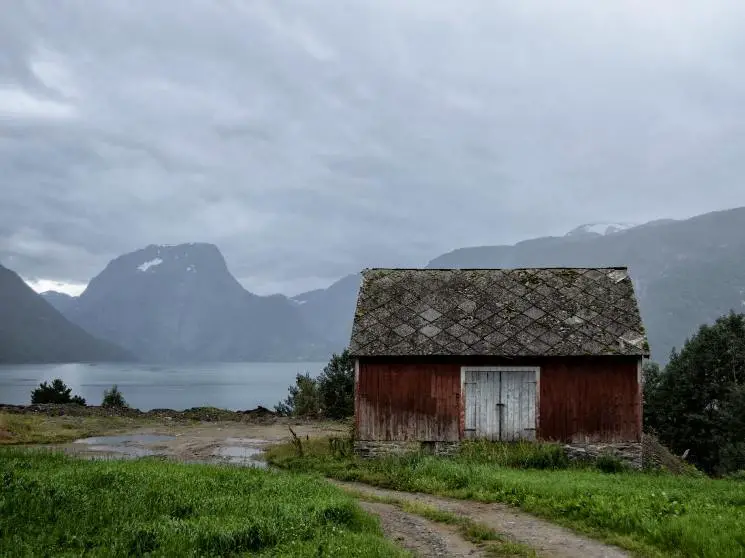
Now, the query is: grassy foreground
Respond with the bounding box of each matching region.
[0,448,407,557]
[267,439,745,558]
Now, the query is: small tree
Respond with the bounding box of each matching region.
[102,385,128,408]
[275,373,321,418]
[317,349,355,420]
[642,360,662,431]
[31,379,86,406]
[275,349,357,419]
[644,311,745,474]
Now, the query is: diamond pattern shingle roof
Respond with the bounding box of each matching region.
[349,268,650,357]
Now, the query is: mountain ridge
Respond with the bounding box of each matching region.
[0,263,133,363]
[57,243,332,362]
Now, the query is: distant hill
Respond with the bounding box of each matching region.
[299,207,745,362]
[58,243,332,362]
[0,263,133,363]
[291,273,361,351]
[41,291,76,314]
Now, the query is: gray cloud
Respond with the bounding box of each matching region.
[3,0,745,295]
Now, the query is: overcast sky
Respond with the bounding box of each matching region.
[3,1,745,296]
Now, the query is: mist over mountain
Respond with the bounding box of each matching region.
[0,263,132,363]
[56,243,332,362]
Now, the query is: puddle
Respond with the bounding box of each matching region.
[212,445,267,468]
[74,434,175,445]
[70,434,175,460]
[66,433,267,467]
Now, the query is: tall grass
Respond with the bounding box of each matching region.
[458,440,570,469]
[267,439,745,558]
[0,448,407,557]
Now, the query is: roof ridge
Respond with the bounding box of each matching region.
[361,266,629,272]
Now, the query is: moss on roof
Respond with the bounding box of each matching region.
[349,267,649,357]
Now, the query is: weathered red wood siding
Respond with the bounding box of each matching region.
[355,356,641,443]
[355,361,461,441]
[538,358,641,443]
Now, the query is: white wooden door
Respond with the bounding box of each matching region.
[500,370,537,441]
[463,368,537,441]
[463,369,501,440]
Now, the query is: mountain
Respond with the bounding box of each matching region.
[0,263,133,363]
[299,207,745,362]
[60,243,331,362]
[41,291,77,314]
[291,273,361,351]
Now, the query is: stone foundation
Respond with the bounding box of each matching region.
[563,442,642,469]
[354,439,642,469]
[355,440,460,458]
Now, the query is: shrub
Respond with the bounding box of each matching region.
[275,373,321,417]
[317,349,355,420]
[30,379,86,406]
[724,469,745,481]
[276,349,355,419]
[595,453,629,473]
[102,385,128,408]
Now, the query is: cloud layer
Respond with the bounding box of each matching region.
[3,1,745,295]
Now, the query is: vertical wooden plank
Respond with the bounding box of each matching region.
[525,371,535,440]
[521,371,536,441]
[493,370,501,441]
[501,370,513,440]
[482,370,489,440]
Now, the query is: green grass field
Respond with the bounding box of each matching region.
[0,448,407,557]
[267,439,745,558]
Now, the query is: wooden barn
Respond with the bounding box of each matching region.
[349,267,650,463]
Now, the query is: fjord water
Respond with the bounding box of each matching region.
[0,362,326,410]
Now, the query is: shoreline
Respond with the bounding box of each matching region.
[0,403,279,422]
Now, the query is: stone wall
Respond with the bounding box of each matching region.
[563,442,643,469]
[355,440,460,458]
[354,439,643,469]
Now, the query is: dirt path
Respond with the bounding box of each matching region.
[359,500,488,558]
[333,481,630,558]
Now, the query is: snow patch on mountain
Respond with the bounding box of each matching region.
[137,258,163,272]
[566,223,636,237]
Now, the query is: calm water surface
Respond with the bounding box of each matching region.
[0,362,326,411]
